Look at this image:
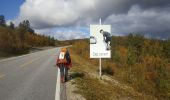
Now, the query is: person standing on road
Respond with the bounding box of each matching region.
[100,29,111,50]
[56,47,72,83]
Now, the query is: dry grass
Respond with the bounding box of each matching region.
[68,46,155,100]
[66,36,170,99]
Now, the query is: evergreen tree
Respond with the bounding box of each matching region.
[9,22,15,29]
[0,15,6,26]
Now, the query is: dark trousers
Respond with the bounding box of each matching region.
[59,64,68,81]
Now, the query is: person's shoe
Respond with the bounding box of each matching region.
[65,77,68,82]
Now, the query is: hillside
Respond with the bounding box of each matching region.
[68,34,170,100]
[0,15,56,56]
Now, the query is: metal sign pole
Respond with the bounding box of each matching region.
[99,58,102,79]
[99,18,102,79]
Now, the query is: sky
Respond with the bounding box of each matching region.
[0,0,170,40]
[0,0,25,20]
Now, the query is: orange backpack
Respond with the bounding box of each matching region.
[57,48,68,64]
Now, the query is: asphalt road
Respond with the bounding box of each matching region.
[0,47,66,100]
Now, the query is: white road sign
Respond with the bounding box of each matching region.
[90,25,111,58]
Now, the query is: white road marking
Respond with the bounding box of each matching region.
[55,67,61,100]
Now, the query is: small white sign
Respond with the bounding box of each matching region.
[90,25,111,58]
[59,52,65,59]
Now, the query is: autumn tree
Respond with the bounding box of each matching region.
[127,34,145,64]
[163,40,170,60]
[0,16,56,54]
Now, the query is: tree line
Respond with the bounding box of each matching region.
[0,15,56,54]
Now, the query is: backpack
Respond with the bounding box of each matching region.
[57,48,68,64]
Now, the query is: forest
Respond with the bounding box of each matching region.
[0,15,56,54]
[72,34,170,99]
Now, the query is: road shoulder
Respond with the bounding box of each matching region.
[66,78,86,100]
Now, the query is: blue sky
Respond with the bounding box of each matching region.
[0,0,25,20]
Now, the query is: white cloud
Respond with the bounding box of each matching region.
[15,0,137,29]
[6,20,12,26]
[35,27,88,40]
[105,5,170,37]
[54,32,87,40]
[15,0,97,29]
[14,0,170,40]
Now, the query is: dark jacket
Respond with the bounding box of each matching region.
[103,31,111,43]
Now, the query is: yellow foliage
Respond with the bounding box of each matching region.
[117,46,128,65]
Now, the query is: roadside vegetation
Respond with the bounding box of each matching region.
[69,34,170,100]
[0,15,56,56]
[57,39,85,47]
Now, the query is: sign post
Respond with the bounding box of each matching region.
[99,18,102,79]
[90,18,111,79]
[99,57,102,79]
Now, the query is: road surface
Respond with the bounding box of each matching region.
[0,47,66,100]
